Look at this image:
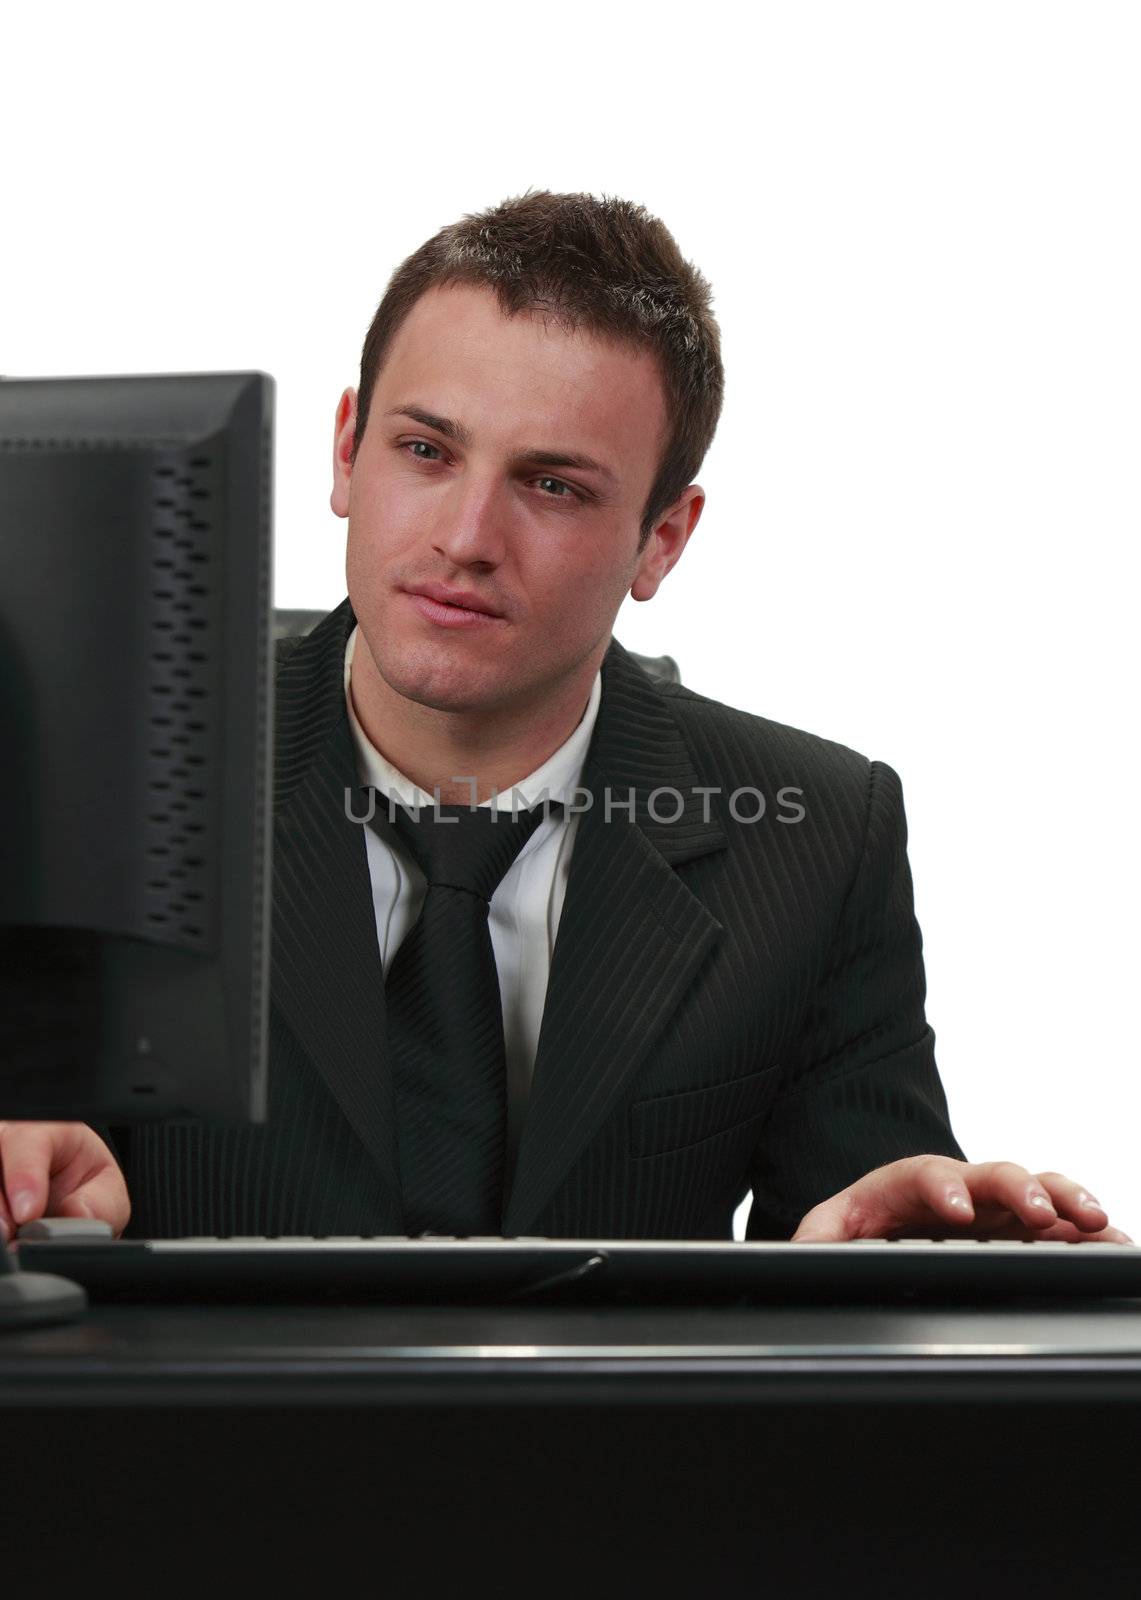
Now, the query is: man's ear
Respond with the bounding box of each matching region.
[630,485,705,602]
[330,388,359,519]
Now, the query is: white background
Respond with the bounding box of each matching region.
[5,1,1138,1236]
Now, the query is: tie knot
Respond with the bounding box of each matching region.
[382,799,562,901]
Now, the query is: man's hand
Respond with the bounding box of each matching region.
[791,1155,1134,1244]
[0,1122,130,1243]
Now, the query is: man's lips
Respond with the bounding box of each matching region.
[404,585,502,614]
[401,585,507,629]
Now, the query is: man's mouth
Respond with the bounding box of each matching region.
[405,583,503,617]
[403,586,507,628]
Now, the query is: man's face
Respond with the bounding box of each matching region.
[331,281,702,721]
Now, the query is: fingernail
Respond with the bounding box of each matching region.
[1030,1193,1057,1214]
[947,1191,972,1212]
[11,1191,34,1224]
[1079,1193,1103,1209]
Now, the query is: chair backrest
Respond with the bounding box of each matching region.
[273,608,680,685]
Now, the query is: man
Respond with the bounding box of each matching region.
[0,190,1127,1246]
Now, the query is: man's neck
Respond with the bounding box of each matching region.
[349,640,601,805]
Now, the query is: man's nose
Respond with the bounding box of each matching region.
[429,473,510,569]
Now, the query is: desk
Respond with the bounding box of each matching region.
[3,1299,1141,1594]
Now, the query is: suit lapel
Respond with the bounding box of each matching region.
[270,600,729,1237]
[502,640,728,1235]
[270,598,402,1217]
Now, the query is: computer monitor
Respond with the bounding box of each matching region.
[0,371,274,1127]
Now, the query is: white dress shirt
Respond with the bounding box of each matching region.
[343,624,603,1193]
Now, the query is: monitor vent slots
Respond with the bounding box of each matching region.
[143,455,215,947]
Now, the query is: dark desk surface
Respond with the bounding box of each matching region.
[6,1297,1141,1592]
[5,1296,1141,1405]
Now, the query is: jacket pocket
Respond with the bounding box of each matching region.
[628,1063,782,1159]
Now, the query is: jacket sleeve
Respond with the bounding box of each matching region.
[745,758,967,1239]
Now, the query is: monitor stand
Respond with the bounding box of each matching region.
[0,1242,87,1328]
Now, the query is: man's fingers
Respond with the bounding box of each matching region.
[0,1122,129,1240]
[1033,1170,1112,1231]
[1035,1221,1134,1245]
[789,1156,1135,1246]
[53,1174,130,1236]
[0,1121,62,1232]
[855,1154,978,1233]
[793,1156,1072,1242]
[929,1159,1069,1232]
[792,1156,967,1241]
[950,1162,1126,1237]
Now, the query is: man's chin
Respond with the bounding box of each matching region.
[378,656,519,716]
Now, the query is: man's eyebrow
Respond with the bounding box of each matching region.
[385,404,619,485]
[387,405,473,449]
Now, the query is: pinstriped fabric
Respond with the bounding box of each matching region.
[106,594,964,1241]
[107,1007,400,1237]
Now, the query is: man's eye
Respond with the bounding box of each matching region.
[402,443,579,503]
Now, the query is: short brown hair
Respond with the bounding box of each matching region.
[352,189,724,551]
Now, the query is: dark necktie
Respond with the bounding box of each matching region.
[374,796,561,1236]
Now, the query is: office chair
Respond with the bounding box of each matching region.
[273,608,681,685]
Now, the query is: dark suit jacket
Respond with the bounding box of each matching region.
[110,595,965,1240]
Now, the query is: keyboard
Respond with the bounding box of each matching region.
[12,1221,1141,1304]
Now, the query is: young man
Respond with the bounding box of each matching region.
[0,191,1127,1245]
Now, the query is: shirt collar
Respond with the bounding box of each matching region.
[344,623,602,811]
